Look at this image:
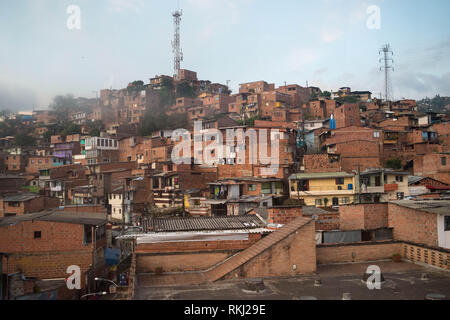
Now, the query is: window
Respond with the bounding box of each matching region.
[396,192,404,200]
[442,157,447,166]
[395,176,404,182]
[336,178,345,185]
[373,131,380,138]
[261,182,271,194]
[341,197,350,204]
[445,216,450,231]
[34,231,42,239]
[8,202,20,207]
[315,199,323,206]
[248,184,257,191]
[84,225,92,244]
[95,225,106,241]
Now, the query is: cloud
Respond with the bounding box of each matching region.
[320,28,343,43]
[393,71,450,99]
[0,82,38,112]
[107,0,144,14]
[287,48,320,72]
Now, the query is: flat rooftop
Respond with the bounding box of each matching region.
[135,261,450,300]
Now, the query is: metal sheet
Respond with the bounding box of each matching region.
[374,228,393,241]
[323,230,361,244]
[137,232,249,244]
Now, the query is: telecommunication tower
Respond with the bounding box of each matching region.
[379,44,394,102]
[172,9,183,78]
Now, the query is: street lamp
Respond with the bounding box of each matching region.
[80,292,108,300]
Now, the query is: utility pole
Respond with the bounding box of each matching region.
[379,44,394,103]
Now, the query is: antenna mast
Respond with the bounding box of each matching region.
[379,44,394,102]
[172,8,183,78]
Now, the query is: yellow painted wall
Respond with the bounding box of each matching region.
[290,176,356,207]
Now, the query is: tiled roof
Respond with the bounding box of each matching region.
[147,215,266,233]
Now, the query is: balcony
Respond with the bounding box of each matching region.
[360,185,385,194]
[290,186,354,197]
[384,184,398,192]
[50,185,62,192]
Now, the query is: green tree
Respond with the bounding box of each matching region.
[176,81,196,98]
[49,94,79,122]
[336,95,359,104]
[60,123,81,137]
[14,133,36,147]
[85,120,104,137]
[127,81,146,94]
[320,91,331,98]
[386,159,402,170]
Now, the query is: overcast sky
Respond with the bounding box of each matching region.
[1,0,449,111]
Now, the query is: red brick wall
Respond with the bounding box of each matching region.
[3,197,45,216]
[388,203,439,248]
[432,123,450,136]
[340,203,388,231]
[26,157,55,174]
[224,221,317,278]
[136,233,261,254]
[335,104,361,128]
[136,252,233,273]
[267,207,303,225]
[304,154,341,173]
[316,212,340,231]
[316,242,402,264]
[414,153,450,184]
[0,221,97,282]
[62,205,107,213]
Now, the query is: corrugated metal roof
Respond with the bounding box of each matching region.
[3,193,40,202]
[290,172,354,180]
[408,176,425,185]
[147,215,266,233]
[390,200,450,215]
[360,169,409,176]
[0,211,107,227]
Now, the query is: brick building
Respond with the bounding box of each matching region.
[322,126,383,172]
[334,103,361,128]
[388,200,450,250]
[0,211,107,294]
[0,194,48,217]
[414,152,450,184]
